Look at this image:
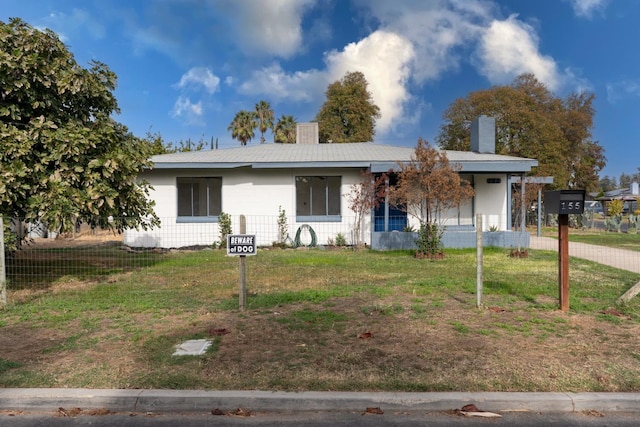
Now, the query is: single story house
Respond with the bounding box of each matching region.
[124,117,538,250]
[597,182,639,215]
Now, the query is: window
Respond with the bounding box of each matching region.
[296,176,341,220]
[177,177,222,221]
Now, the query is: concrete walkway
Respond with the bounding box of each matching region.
[529,236,640,274]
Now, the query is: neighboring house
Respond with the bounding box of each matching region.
[124,117,538,250]
[597,182,639,214]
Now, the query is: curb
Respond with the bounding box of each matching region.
[1,389,639,414]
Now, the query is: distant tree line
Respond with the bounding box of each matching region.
[599,168,640,192]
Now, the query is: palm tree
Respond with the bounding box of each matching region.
[254,100,274,144]
[227,110,256,146]
[274,115,297,144]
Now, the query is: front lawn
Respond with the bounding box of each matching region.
[1,245,639,392]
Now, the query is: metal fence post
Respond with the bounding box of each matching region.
[476,213,483,308]
[0,215,6,308]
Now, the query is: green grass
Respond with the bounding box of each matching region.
[538,226,640,251]
[0,358,21,374]
[568,232,640,252]
[1,244,639,392]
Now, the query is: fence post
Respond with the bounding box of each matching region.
[476,213,483,308]
[0,215,6,308]
[238,215,247,311]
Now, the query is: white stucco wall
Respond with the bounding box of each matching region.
[474,174,509,230]
[124,167,370,248]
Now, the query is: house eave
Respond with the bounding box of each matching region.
[151,161,373,170]
[371,160,538,174]
[151,162,252,169]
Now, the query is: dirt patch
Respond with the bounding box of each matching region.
[25,229,123,249]
[0,325,67,364]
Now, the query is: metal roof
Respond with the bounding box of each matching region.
[150,142,538,173]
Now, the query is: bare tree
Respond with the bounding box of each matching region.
[388,139,474,256]
[347,170,386,246]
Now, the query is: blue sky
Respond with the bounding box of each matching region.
[2,0,638,180]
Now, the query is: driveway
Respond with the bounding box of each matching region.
[529,236,640,274]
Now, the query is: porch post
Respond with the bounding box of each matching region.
[506,175,513,230]
[384,176,390,232]
[521,173,526,233]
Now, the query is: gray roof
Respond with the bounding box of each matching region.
[150,142,537,173]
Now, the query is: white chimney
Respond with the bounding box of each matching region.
[632,181,639,196]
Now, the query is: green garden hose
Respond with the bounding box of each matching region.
[294,224,317,247]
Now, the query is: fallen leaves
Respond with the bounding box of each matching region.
[363,407,384,415]
[211,407,251,417]
[598,309,629,319]
[55,407,114,417]
[209,328,231,336]
[454,403,502,418]
[358,331,373,339]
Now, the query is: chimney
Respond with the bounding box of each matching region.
[632,181,639,196]
[470,115,495,154]
[296,123,319,144]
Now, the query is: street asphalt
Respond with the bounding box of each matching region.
[1,389,640,414]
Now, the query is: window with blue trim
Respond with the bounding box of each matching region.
[177,177,222,220]
[296,176,341,220]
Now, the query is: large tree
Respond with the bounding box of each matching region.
[315,71,380,143]
[227,110,256,146]
[274,115,297,144]
[436,74,605,191]
[254,100,274,144]
[0,18,158,234]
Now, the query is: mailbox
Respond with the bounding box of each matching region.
[544,190,585,215]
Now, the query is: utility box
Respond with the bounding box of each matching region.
[545,190,585,215]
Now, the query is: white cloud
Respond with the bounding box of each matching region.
[176,67,220,94]
[358,0,491,83]
[39,8,106,42]
[567,0,608,19]
[475,15,560,91]
[225,0,316,58]
[238,63,326,103]
[324,30,416,134]
[171,96,204,125]
[606,80,640,104]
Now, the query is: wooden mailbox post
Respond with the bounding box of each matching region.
[544,190,585,311]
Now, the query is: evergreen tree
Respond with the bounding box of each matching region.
[315,71,380,143]
[0,18,158,233]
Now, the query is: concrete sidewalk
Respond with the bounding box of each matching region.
[1,389,640,414]
[529,236,640,274]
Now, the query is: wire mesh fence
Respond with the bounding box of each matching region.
[1,214,638,303]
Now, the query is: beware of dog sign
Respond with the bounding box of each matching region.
[226,234,257,256]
